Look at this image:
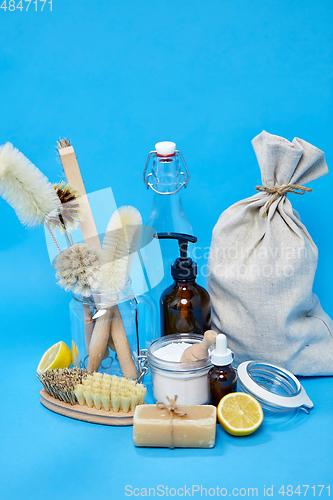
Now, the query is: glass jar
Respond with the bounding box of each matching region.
[70,280,156,381]
[145,333,213,405]
[237,361,313,414]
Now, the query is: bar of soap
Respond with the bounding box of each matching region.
[133,404,216,448]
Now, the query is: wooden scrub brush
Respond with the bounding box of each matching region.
[54,243,102,296]
[74,372,146,413]
[37,368,88,405]
[54,243,102,353]
[37,369,146,413]
[87,206,142,377]
[57,139,101,251]
[57,139,142,377]
[56,139,106,355]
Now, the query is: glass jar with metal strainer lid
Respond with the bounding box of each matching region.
[237,361,313,414]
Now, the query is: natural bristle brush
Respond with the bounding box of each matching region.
[56,139,107,357]
[37,369,146,412]
[74,372,146,413]
[37,368,88,405]
[0,142,60,227]
[57,139,101,251]
[87,206,142,377]
[47,182,85,235]
[54,243,102,296]
[56,139,143,378]
[101,205,142,293]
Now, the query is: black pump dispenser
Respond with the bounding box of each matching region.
[154,232,197,280]
[154,232,211,336]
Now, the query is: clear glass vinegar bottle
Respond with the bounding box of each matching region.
[143,142,193,334]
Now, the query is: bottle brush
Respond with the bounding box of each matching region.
[87,206,142,378]
[0,142,60,227]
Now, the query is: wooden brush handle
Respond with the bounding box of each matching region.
[108,332,116,352]
[58,146,101,251]
[110,305,138,379]
[87,308,112,371]
[83,304,94,353]
[180,330,217,362]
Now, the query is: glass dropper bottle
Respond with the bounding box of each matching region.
[208,334,237,407]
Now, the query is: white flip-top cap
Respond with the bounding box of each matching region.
[155,141,176,156]
[211,334,233,366]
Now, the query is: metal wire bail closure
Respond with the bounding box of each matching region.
[143,150,190,196]
[136,349,149,383]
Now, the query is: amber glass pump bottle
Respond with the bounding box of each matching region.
[154,232,211,336]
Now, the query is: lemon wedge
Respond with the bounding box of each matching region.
[71,340,80,368]
[217,392,263,436]
[37,341,72,373]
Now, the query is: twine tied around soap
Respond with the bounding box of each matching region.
[255,184,313,218]
[155,396,187,449]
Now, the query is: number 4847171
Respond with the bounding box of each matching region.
[1,0,52,11]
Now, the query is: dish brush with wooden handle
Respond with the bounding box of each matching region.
[56,140,137,371]
[87,206,142,377]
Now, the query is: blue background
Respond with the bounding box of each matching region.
[0,1,332,499]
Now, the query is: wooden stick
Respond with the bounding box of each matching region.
[58,146,101,251]
[110,306,138,379]
[108,334,116,352]
[87,308,112,371]
[83,304,94,353]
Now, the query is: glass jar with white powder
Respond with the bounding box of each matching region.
[146,334,213,405]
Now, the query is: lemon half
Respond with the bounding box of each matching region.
[37,341,72,373]
[217,392,264,436]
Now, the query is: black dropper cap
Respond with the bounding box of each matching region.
[154,232,198,280]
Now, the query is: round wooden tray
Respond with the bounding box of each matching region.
[40,389,136,426]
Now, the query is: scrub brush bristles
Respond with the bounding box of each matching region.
[74,372,147,413]
[101,206,142,293]
[46,182,85,233]
[54,243,102,295]
[37,367,88,405]
[38,368,146,412]
[0,142,60,227]
[57,138,71,150]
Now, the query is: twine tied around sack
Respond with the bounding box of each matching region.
[255,184,313,218]
[155,396,187,449]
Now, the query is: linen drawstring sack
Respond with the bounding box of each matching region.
[208,131,333,376]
